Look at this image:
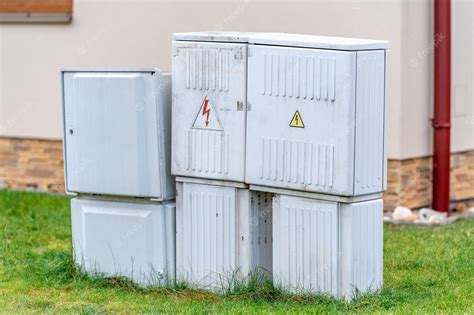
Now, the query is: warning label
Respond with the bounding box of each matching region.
[289,111,304,128]
[192,96,222,130]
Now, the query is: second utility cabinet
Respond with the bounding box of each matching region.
[246,34,389,197]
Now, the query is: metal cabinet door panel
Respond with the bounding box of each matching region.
[63,71,163,198]
[172,41,247,182]
[246,45,357,196]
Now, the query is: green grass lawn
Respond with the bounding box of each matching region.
[0,189,473,313]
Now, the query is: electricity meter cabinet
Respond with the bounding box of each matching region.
[62,68,176,285]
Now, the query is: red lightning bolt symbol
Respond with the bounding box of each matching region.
[201,98,210,127]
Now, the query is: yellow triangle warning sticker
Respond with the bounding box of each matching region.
[289,111,304,128]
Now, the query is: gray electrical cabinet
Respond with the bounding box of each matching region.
[169,32,389,299]
[243,34,388,299]
[62,68,176,285]
[245,34,389,197]
[62,68,174,200]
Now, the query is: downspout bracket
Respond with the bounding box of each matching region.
[431,119,451,129]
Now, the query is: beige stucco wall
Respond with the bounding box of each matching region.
[399,0,474,158]
[0,0,472,159]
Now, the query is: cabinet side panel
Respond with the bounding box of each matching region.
[383,50,389,191]
[354,50,386,195]
[340,199,383,299]
[158,73,176,199]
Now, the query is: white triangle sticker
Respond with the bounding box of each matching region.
[192,96,223,131]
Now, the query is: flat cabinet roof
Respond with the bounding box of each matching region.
[173,32,389,51]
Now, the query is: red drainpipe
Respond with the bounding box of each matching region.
[432,0,451,213]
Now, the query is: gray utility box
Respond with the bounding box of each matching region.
[72,197,176,286]
[272,195,383,300]
[246,34,389,197]
[62,68,174,200]
[175,177,272,289]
